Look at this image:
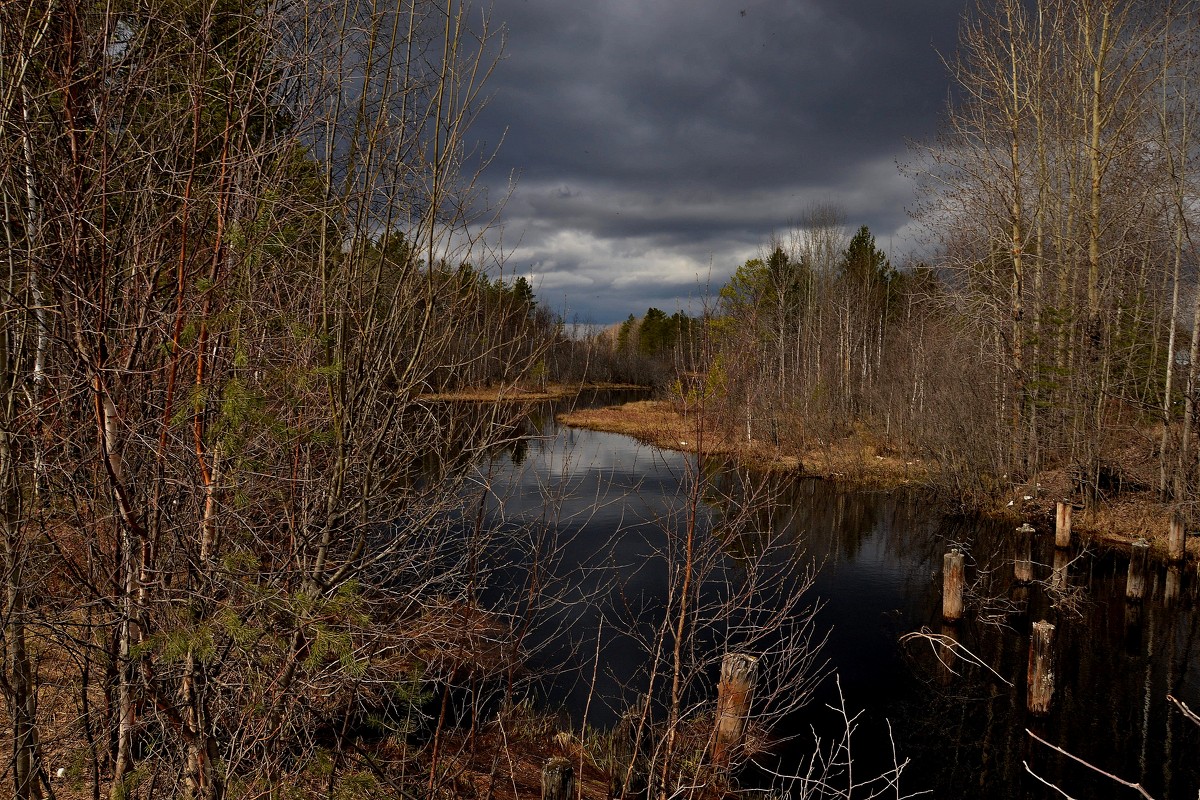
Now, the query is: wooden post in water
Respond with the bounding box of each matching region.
[1169,512,1186,563]
[1055,502,1072,549]
[1051,548,1069,591]
[937,624,958,686]
[713,653,758,766]
[1027,620,1055,715]
[942,548,965,622]
[1123,603,1144,653]
[1166,566,1182,607]
[541,758,574,800]
[1014,523,1034,584]
[1126,538,1149,602]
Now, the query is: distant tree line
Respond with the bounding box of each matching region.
[433,261,560,389]
[700,212,936,463]
[589,308,701,385]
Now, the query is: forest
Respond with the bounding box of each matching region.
[598,0,1200,522]
[1,0,1199,798]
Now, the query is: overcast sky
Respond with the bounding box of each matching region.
[470,0,968,324]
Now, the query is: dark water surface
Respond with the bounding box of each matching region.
[482,403,1200,799]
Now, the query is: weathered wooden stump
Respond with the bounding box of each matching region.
[1051,548,1069,591]
[1169,512,1187,563]
[1014,523,1034,584]
[942,548,965,623]
[1055,502,1072,549]
[1027,620,1055,715]
[1123,602,1144,654]
[608,704,647,798]
[1012,583,1030,618]
[713,653,758,766]
[541,757,574,800]
[1166,565,1182,607]
[937,624,958,686]
[1127,538,1149,602]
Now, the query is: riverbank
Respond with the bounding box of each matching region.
[420,382,645,403]
[558,399,1192,558]
[558,399,927,486]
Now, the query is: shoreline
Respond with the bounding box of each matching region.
[558,399,1191,560]
[557,399,927,486]
[419,382,646,403]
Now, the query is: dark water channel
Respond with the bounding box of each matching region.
[480,396,1200,799]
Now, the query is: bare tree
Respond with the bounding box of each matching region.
[0,0,567,797]
[903,0,1197,505]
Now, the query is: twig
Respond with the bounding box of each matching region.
[1026,729,1156,800]
[1167,694,1200,727]
[351,744,424,800]
[899,628,1014,687]
[497,714,522,800]
[750,676,932,799]
[1022,761,1076,799]
[578,616,603,800]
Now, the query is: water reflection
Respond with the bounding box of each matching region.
[484,412,1200,799]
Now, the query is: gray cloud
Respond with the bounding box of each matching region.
[470,0,967,323]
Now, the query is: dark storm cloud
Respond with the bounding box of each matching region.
[470,0,968,323]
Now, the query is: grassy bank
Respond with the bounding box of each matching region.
[558,400,926,486]
[558,399,1192,559]
[420,382,645,403]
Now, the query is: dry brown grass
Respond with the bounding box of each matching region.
[794,427,930,489]
[968,467,1197,557]
[558,400,929,487]
[420,383,644,403]
[561,400,1199,552]
[438,723,612,800]
[1079,501,1177,550]
[558,400,698,449]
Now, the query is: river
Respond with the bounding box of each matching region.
[478,394,1200,799]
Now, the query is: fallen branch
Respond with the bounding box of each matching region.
[899,628,1014,687]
